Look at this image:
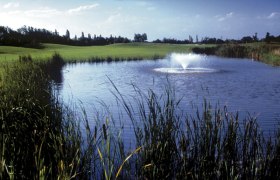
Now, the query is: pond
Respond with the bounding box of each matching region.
[57,54,280,143]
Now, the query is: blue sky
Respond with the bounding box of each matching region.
[0,0,279,41]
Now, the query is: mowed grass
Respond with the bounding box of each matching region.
[1,42,279,68]
[0,43,206,63]
[0,43,198,79]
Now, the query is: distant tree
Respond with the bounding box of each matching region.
[253,32,258,42]
[152,37,194,44]
[0,25,134,46]
[196,35,199,43]
[108,34,114,44]
[216,38,224,44]
[28,26,34,33]
[241,36,253,43]
[134,33,147,42]
[189,35,193,43]
[265,32,271,43]
[65,29,70,40]
[142,33,147,42]
[134,34,139,42]
[17,25,28,35]
[201,37,219,44]
[54,29,59,36]
[153,39,162,43]
[81,32,85,40]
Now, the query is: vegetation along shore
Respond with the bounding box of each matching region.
[0,42,280,66]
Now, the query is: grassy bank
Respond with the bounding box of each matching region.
[0,43,198,63]
[1,42,279,66]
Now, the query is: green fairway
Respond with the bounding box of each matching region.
[0,43,205,63]
[1,42,279,66]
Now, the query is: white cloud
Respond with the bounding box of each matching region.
[217,12,234,22]
[67,4,99,14]
[1,10,21,15]
[3,2,19,9]
[24,8,61,18]
[267,12,280,19]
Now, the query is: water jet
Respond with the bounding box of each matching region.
[154,53,218,74]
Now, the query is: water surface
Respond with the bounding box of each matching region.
[58,56,280,141]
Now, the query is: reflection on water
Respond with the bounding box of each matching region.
[45,62,64,85]
[56,56,280,142]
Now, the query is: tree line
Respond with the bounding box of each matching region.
[0,25,280,48]
[0,26,132,48]
[152,33,280,44]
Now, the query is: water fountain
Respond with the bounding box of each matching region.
[154,53,218,74]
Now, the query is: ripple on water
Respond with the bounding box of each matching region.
[153,67,220,74]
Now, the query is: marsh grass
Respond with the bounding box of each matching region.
[109,81,280,179]
[0,57,90,179]
[193,43,280,66]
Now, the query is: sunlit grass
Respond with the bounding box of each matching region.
[0,43,198,62]
[1,42,279,65]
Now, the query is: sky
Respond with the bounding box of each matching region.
[0,0,279,41]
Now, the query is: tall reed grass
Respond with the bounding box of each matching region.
[110,81,280,179]
[192,43,280,66]
[0,55,90,179]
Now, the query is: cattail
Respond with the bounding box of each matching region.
[94,126,97,140]
[102,124,107,140]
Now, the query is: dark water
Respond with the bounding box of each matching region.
[58,55,280,142]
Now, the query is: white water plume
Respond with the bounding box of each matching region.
[170,53,203,69]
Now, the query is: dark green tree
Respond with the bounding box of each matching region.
[142,33,147,42]
[265,32,271,43]
[241,36,253,43]
[81,32,85,40]
[54,29,59,36]
[189,35,193,43]
[134,33,147,42]
[65,29,70,40]
[253,32,258,42]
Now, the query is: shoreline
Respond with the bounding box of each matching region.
[0,42,279,66]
